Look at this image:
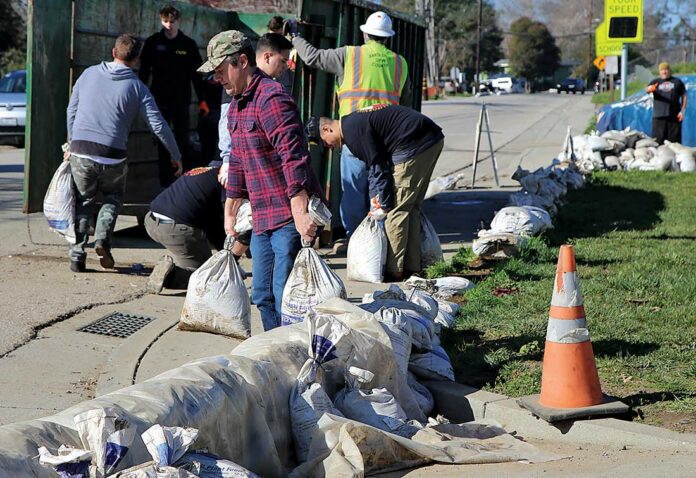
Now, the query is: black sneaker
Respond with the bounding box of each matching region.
[70,260,86,273]
[95,243,115,269]
[146,255,175,294]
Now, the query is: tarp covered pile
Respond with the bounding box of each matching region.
[567,128,696,173]
[596,74,695,147]
[0,296,560,477]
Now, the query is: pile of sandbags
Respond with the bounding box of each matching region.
[509,162,584,216]
[472,157,581,259]
[568,128,694,173]
[1,292,560,478]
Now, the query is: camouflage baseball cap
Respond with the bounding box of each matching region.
[197,30,251,73]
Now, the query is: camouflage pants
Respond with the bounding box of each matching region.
[68,155,127,262]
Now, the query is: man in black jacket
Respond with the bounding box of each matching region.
[140,4,207,186]
[144,161,250,294]
[311,104,444,282]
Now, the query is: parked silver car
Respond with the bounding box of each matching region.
[0,70,26,147]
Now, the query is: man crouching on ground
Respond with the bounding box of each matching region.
[198,30,323,331]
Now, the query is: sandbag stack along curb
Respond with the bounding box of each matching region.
[0,293,562,477]
[472,156,584,259]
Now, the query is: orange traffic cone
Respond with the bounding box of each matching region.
[519,245,629,422]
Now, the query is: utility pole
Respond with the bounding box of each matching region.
[475,0,482,93]
[416,0,438,90]
[586,0,592,86]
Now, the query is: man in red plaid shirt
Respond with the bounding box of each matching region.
[199,30,323,331]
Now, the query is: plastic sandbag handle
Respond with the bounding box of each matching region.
[224,235,236,251]
[301,238,313,248]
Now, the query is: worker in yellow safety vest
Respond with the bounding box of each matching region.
[286,11,411,245]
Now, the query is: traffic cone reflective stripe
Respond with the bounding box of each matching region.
[539,245,603,409]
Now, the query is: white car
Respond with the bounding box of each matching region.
[0,70,26,147]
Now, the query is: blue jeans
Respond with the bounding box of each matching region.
[339,145,369,236]
[250,222,301,331]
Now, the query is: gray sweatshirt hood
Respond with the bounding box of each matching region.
[97,61,136,80]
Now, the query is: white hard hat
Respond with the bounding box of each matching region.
[360,11,395,38]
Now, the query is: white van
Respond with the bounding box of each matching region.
[491,77,513,92]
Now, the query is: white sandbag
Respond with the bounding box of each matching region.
[293,415,561,477]
[424,173,464,200]
[290,313,349,463]
[111,463,195,477]
[508,191,557,216]
[142,425,198,468]
[654,152,676,172]
[434,302,457,329]
[407,372,434,417]
[43,161,76,243]
[334,367,419,438]
[360,301,434,351]
[472,230,527,259]
[489,206,552,236]
[405,288,440,321]
[180,238,250,339]
[676,152,696,172]
[587,135,612,151]
[38,445,92,477]
[420,211,443,269]
[175,452,260,478]
[409,345,455,381]
[347,216,387,283]
[433,276,474,298]
[601,130,627,143]
[74,407,136,477]
[372,307,413,374]
[604,156,620,169]
[281,247,347,326]
[636,138,658,149]
[366,284,440,323]
[233,200,253,234]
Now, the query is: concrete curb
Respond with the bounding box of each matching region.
[423,380,696,450]
[95,314,178,397]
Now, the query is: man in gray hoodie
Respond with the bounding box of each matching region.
[66,34,181,272]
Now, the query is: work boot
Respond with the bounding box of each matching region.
[95,242,115,269]
[147,255,175,294]
[70,260,86,273]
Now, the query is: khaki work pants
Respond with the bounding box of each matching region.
[385,139,443,275]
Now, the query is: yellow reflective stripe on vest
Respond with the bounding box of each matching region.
[337,42,406,117]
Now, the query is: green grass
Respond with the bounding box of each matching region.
[584,114,598,134]
[437,172,696,428]
[591,80,644,105]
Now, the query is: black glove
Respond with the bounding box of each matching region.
[283,19,299,38]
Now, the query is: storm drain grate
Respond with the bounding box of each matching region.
[79,312,155,338]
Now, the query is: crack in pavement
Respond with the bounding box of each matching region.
[0,291,146,360]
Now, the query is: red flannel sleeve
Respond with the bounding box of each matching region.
[225,142,246,199]
[258,91,312,199]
